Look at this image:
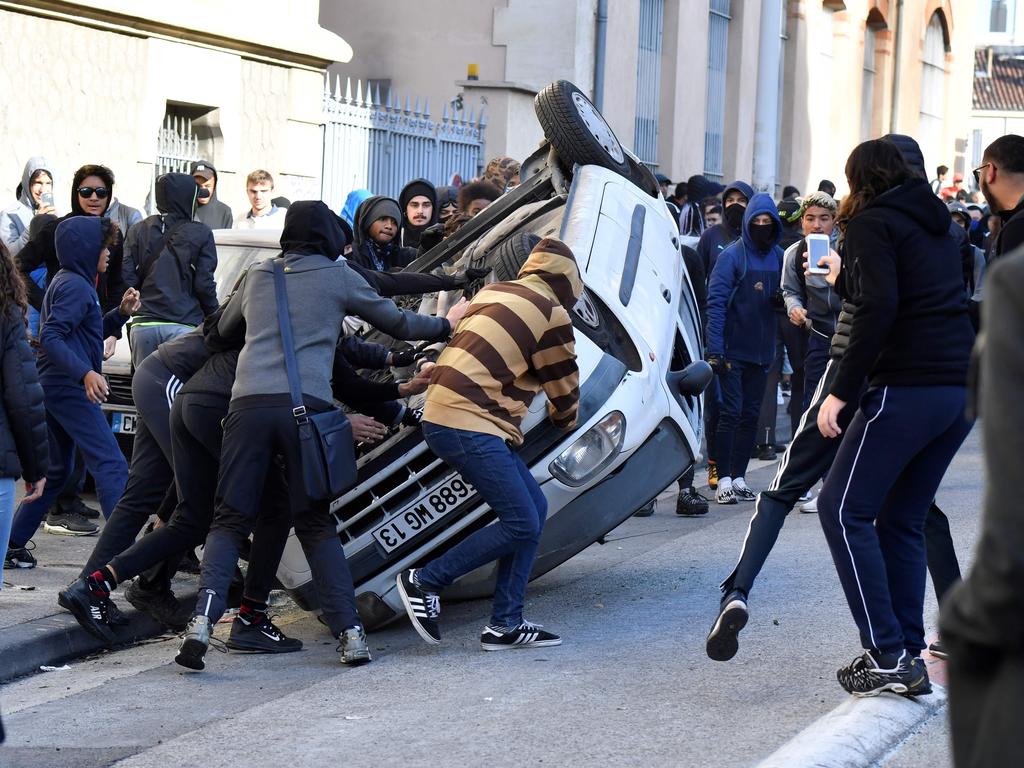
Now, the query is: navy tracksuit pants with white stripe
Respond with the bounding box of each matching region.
[817,385,972,656]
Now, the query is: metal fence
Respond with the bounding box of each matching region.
[321,76,486,211]
[634,0,664,170]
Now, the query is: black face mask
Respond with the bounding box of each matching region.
[748,222,776,250]
[724,203,746,232]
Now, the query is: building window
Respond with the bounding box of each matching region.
[861,26,877,140]
[634,0,665,169]
[991,0,1009,33]
[919,12,947,172]
[704,0,731,181]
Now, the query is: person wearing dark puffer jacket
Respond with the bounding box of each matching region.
[815,139,974,697]
[0,241,49,572]
[123,173,218,368]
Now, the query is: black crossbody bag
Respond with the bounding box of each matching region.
[272,259,357,501]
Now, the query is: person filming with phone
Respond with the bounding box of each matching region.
[782,192,841,409]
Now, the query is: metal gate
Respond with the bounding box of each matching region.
[704,0,731,182]
[151,112,201,213]
[321,77,486,212]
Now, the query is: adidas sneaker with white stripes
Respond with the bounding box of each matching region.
[396,569,441,644]
[480,621,562,651]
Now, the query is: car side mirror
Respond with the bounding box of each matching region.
[669,361,713,397]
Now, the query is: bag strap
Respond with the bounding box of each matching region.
[272,259,308,424]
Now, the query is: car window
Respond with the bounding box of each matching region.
[214,245,277,301]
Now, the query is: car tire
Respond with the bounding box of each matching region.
[534,80,630,177]
[490,232,541,283]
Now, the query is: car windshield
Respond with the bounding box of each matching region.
[214,245,277,301]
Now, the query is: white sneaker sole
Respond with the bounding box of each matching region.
[44,522,98,536]
[481,638,562,651]
[395,572,441,646]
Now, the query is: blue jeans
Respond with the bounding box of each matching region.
[417,423,548,628]
[10,385,128,546]
[0,477,16,584]
[128,323,192,370]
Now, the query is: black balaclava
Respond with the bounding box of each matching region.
[749,221,777,251]
[724,203,745,233]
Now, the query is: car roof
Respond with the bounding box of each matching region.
[211,228,281,248]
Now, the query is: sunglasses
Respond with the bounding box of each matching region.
[972,163,991,186]
[77,186,109,199]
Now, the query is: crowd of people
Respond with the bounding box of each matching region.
[0,128,1019,737]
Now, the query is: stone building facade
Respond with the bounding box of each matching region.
[0,0,350,219]
[321,0,975,196]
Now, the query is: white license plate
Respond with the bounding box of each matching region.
[371,475,474,554]
[111,412,137,435]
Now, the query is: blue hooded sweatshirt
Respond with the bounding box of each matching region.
[706,192,784,366]
[340,189,372,227]
[695,180,755,281]
[37,217,129,388]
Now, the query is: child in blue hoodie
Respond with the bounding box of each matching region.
[705,192,784,505]
[8,217,139,558]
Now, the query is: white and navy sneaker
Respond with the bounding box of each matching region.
[732,478,756,502]
[480,621,561,651]
[175,616,212,671]
[837,650,932,697]
[706,589,748,661]
[716,480,736,505]
[396,569,441,644]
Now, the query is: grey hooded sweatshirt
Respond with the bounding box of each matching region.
[0,156,53,257]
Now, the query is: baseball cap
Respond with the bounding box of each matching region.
[192,163,214,181]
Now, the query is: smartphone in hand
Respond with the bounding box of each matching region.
[806,234,831,275]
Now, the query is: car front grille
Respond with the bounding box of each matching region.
[105,373,134,407]
[330,439,454,544]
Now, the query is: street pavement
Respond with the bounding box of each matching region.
[0,426,981,768]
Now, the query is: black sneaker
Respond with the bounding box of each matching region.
[58,577,116,644]
[928,640,948,660]
[54,496,100,520]
[396,569,441,644]
[175,616,212,671]
[633,501,655,517]
[226,614,303,654]
[337,626,372,665]
[480,621,561,651]
[4,540,36,569]
[125,580,192,632]
[755,444,777,461]
[676,487,709,516]
[43,510,98,536]
[706,589,748,662]
[837,650,933,697]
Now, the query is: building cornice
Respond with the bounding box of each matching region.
[0,0,352,70]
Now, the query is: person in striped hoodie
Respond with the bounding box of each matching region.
[397,236,581,651]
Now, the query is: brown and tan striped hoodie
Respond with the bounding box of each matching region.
[422,237,582,445]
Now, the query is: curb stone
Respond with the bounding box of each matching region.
[0,590,196,684]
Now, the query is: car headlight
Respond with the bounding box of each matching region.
[548,411,626,487]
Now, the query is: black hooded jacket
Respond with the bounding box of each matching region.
[123,173,219,326]
[190,161,234,230]
[350,195,416,272]
[399,178,438,250]
[830,178,975,402]
[16,167,127,312]
[0,306,48,481]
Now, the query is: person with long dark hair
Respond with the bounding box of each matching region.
[816,139,974,697]
[0,241,49,571]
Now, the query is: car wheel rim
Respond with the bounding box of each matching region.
[571,92,625,165]
[573,290,601,329]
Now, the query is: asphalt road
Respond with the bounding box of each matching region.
[0,429,981,768]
